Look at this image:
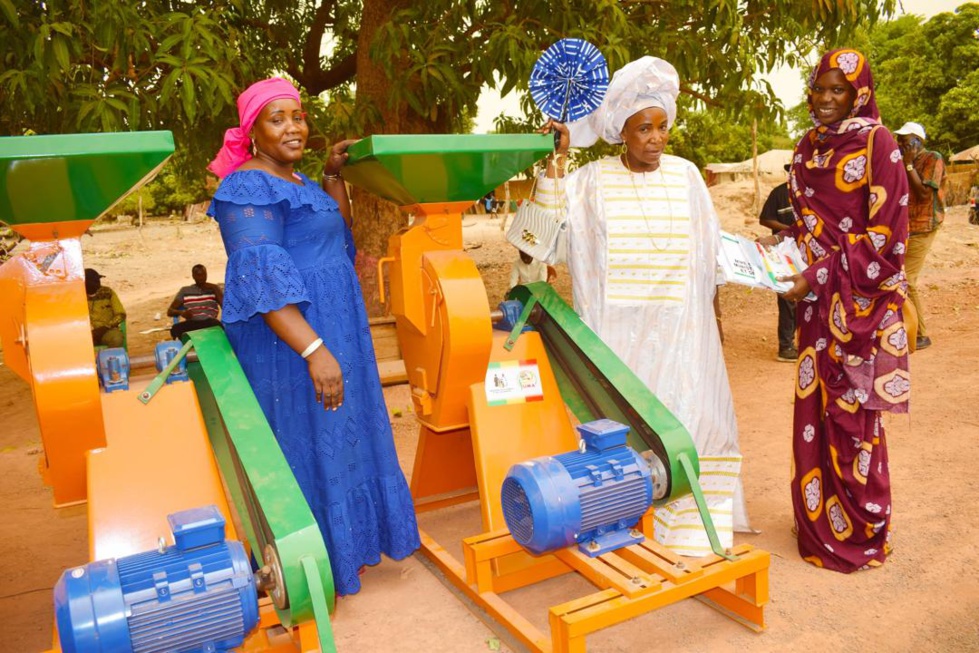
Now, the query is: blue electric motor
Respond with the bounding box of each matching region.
[501,419,654,557]
[54,505,258,653]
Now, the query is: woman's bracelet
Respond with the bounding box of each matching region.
[301,337,324,359]
[323,171,343,183]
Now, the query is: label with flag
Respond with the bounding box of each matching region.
[484,360,544,406]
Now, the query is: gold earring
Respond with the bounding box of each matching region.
[621,142,628,155]
[251,138,258,155]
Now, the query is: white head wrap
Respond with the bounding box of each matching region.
[567,56,680,148]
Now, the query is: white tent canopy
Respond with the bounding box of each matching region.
[705,149,793,184]
[950,144,979,163]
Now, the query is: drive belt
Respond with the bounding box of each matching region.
[506,283,699,502]
[180,327,338,651]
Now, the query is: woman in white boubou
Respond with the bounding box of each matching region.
[533,56,752,555]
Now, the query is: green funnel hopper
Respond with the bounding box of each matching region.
[0,131,174,240]
[342,134,552,207]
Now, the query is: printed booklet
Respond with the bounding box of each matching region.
[717,231,808,294]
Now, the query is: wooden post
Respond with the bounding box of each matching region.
[749,118,760,225]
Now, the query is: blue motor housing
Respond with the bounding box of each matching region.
[54,505,258,653]
[501,419,653,557]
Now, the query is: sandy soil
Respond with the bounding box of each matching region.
[2,180,979,652]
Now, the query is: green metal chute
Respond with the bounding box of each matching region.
[343,133,553,206]
[183,328,337,651]
[507,282,698,502]
[0,131,174,237]
[506,283,734,557]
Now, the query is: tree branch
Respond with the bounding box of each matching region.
[290,52,358,95]
[680,84,720,107]
[303,1,336,79]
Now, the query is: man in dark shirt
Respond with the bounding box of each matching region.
[167,264,223,339]
[758,164,797,362]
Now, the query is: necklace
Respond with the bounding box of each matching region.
[622,155,674,252]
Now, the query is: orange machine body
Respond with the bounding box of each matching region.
[0,237,106,506]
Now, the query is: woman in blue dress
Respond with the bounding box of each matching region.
[206,77,420,595]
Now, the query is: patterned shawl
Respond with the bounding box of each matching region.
[789,49,910,411]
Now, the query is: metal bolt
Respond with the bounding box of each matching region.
[675,560,686,570]
[71,568,85,579]
[586,541,600,552]
[157,537,167,554]
[629,529,642,538]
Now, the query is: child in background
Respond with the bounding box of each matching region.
[508,249,548,291]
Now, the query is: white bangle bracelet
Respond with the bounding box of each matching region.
[301,337,323,359]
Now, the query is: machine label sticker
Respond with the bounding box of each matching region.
[485,359,544,406]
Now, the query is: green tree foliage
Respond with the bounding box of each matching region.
[868,3,979,153]
[670,108,794,170]
[2,0,897,165]
[0,1,267,206]
[1,0,896,278]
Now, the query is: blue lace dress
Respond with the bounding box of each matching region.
[208,169,420,595]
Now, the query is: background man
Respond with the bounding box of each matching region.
[508,248,548,292]
[758,163,797,361]
[895,121,945,350]
[85,268,126,348]
[167,263,223,339]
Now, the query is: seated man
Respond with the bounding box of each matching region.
[167,263,223,339]
[508,248,548,291]
[85,268,126,348]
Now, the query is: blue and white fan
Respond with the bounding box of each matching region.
[529,38,609,123]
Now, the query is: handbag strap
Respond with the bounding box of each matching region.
[526,166,541,202]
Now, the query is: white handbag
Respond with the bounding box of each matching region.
[505,174,568,265]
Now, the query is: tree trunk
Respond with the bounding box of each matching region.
[352,0,454,317]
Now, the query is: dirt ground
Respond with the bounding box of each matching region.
[2,179,979,652]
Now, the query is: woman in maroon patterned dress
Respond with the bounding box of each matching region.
[764,49,911,572]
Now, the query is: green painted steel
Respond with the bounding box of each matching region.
[507,282,699,502]
[0,131,174,226]
[342,134,553,206]
[301,556,338,651]
[183,328,336,648]
[678,453,736,559]
[137,339,194,405]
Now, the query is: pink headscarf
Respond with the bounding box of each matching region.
[207,77,302,179]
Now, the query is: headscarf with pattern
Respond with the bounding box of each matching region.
[807,48,879,128]
[207,78,302,179]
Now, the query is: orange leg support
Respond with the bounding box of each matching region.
[410,424,479,511]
